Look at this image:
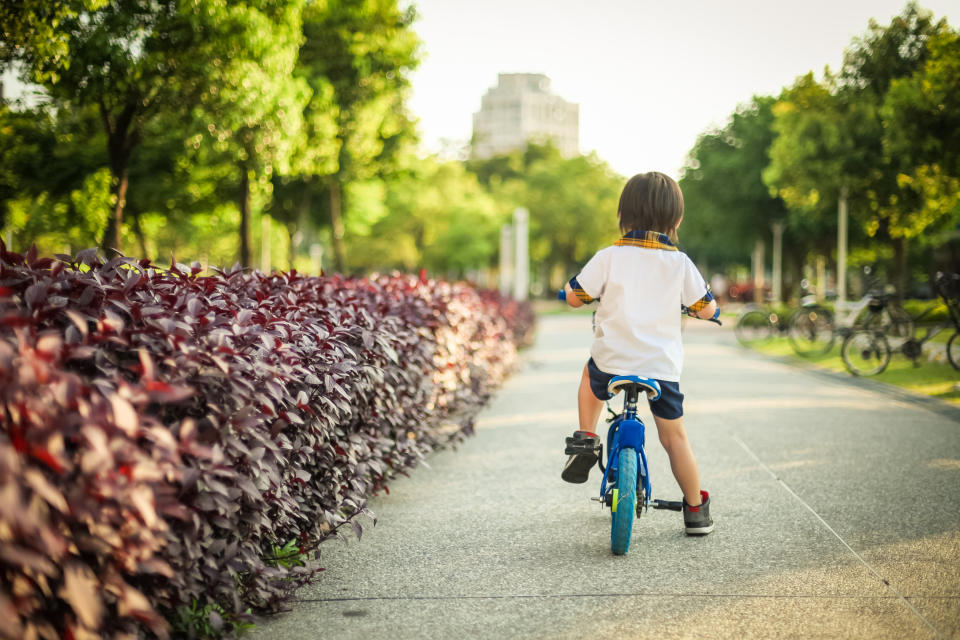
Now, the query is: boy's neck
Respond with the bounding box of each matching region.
[616,230,677,250]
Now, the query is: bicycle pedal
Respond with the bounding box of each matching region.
[564,438,600,456]
[652,499,683,511]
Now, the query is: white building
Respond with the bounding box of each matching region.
[471,73,579,159]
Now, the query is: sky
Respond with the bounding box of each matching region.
[405,0,959,178]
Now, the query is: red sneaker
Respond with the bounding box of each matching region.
[683,490,714,535]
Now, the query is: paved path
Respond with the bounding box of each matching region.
[251,313,960,639]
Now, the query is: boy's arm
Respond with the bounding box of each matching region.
[566,276,597,307]
[563,282,584,308]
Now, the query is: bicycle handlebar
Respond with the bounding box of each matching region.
[560,288,722,325]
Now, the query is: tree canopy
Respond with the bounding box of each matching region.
[680,96,788,269]
[0,1,957,298]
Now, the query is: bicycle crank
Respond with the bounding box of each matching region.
[902,338,922,361]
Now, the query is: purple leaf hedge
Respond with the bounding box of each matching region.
[0,242,535,639]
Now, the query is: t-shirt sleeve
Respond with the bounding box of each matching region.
[681,254,710,307]
[573,250,607,300]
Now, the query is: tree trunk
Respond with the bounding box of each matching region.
[290,178,313,271]
[102,166,129,254]
[130,209,148,259]
[329,177,346,272]
[892,236,907,302]
[99,101,139,256]
[752,237,765,304]
[239,166,251,268]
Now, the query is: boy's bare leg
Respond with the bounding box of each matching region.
[652,415,702,506]
[577,364,604,433]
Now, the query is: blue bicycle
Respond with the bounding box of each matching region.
[594,375,684,555]
[558,288,717,555]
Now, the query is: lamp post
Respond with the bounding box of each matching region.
[837,185,849,302]
[499,224,514,296]
[513,207,529,301]
[772,222,784,304]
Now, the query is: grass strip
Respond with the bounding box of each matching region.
[749,336,960,407]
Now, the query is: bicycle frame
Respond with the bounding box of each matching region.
[806,294,874,329]
[598,385,652,511]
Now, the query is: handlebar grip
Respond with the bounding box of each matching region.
[710,307,723,326]
[557,288,566,301]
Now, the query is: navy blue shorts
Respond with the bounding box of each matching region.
[586,358,684,420]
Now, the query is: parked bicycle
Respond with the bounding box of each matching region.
[733,304,789,347]
[789,269,912,357]
[733,280,821,350]
[841,272,960,376]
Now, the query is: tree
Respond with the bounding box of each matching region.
[880,28,960,250]
[0,1,107,78]
[185,0,311,268]
[3,1,203,254]
[838,2,950,291]
[344,157,501,276]
[762,72,867,275]
[468,142,624,292]
[680,96,789,277]
[522,147,622,285]
[764,3,951,295]
[0,103,110,253]
[297,0,422,272]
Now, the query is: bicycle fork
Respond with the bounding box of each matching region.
[598,418,652,512]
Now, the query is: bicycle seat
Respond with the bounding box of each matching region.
[606,376,661,401]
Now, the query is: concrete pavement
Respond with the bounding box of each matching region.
[250,312,960,639]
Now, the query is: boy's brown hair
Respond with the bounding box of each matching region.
[617,171,685,237]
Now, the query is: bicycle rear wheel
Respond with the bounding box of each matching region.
[734,308,773,346]
[842,329,891,376]
[947,331,960,371]
[789,305,835,357]
[610,448,637,556]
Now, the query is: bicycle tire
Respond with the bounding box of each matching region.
[610,448,637,556]
[948,332,960,371]
[841,329,891,376]
[789,305,835,357]
[734,308,773,346]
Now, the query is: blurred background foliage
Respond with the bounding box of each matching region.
[0,1,958,299]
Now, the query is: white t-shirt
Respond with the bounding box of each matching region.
[575,243,708,382]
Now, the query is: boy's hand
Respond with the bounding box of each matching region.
[682,301,722,325]
[694,298,719,321]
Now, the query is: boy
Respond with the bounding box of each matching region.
[560,171,716,536]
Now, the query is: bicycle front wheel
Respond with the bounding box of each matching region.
[947,332,960,371]
[884,304,914,341]
[842,330,891,376]
[610,448,637,556]
[789,306,835,357]
[734,308,773,346]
